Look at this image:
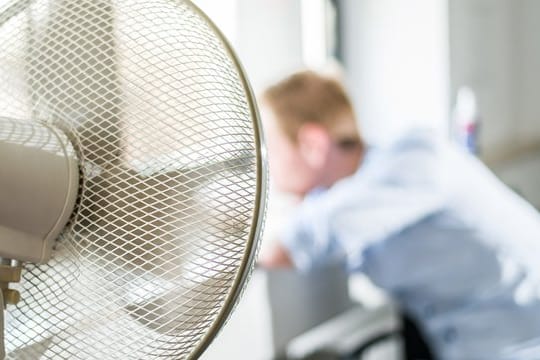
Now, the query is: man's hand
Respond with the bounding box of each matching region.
[258,243,294,268]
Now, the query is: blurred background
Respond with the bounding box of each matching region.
[191,0,540,359]
[196,0,540,209]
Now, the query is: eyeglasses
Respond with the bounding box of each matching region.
[335,137,363,151]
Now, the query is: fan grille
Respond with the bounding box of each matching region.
[0,0,265,358]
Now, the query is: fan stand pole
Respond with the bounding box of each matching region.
[0,258,22,359]
[0,284,4,360]
[0,293,6,359]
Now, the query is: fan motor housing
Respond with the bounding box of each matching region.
[0,118,79,263]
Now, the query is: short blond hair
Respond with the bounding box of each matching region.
[263,71,362,148]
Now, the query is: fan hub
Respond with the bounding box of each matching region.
[0,118,79,264]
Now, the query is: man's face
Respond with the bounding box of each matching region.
[324,115,364,185]
[261,106,315,196]
[262,105,364,197]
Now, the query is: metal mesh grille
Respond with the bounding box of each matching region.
[0,0,265,358]
[0,118,75,156]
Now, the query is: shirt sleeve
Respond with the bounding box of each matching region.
[281,132,447,272]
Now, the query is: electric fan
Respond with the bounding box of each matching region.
[0,0,267,359]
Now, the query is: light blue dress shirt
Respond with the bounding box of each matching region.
[281,131,540,359]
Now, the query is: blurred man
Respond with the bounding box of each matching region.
[259,71,540,359]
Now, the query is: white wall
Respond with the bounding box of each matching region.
[515,1,540,146]
[193,0,304,95]
[449,0,540,162]
[341,0,450,144]
[235,0,304,94]
[449,0,540,206]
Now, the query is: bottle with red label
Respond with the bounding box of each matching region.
[452,86,480,155]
